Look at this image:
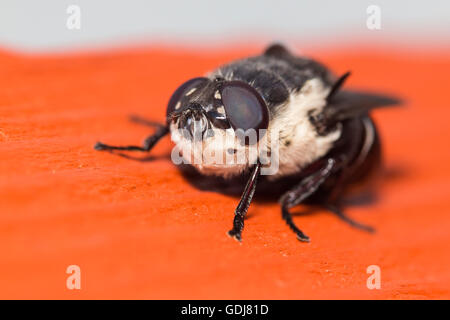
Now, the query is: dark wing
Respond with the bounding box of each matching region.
[307,72,401,135]
[324,89,401,123]
[323,72,401,124]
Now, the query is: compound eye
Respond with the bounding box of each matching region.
[220,81,269,142]
[166,77,208,118]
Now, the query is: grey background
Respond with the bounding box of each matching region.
[0,0,449,51]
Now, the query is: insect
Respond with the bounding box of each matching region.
[95,44,400,242]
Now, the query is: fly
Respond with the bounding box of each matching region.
[95,44,400,242]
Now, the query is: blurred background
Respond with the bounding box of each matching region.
[1,0,449,51]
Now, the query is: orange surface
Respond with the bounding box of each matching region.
[1,44,450,299]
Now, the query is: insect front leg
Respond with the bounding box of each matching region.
[128,115,166,128]
[280,158,337,242]
[228,163,261,242]
[94,124,169,152]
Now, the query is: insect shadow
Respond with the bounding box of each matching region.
[176,161,411,215]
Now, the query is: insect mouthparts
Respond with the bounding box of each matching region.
[185,115,207,139]
[176,103,209,140]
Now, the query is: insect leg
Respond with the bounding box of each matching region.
[227,163,261,242]
[94,126,169,152]
[325,203,375,233]
[279,158,337,242]
[321,158,376,233]
[128,115,166,128]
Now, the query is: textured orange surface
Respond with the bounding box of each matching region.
[1,45,450,299]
